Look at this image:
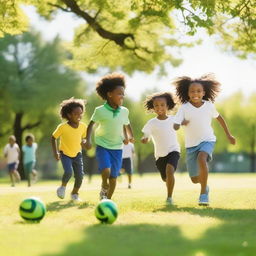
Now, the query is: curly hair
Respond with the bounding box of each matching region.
[60,97,86,120]
[144,92,176,112]
[96,73,126,100]
[172,73,221,103]
[25,134,35,142]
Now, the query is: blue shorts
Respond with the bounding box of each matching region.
[8,162,18,172]
[96,145,122,178]
[186,141,215,177]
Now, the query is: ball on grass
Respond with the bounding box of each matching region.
[19,197,46,222]
[95,199,118,224]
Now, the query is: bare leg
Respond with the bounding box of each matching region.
[101,168,110,190]
[9,172,15,186]
[197,152,208,194]
[107,177,117,199]
[13,170,21,182]
[166,163,175,198]
[128,174,132,185]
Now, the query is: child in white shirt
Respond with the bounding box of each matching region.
[173,73,236,206]
[4,135,21,186]
[141,92,180,205]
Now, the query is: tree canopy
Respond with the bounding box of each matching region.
[1,0,254,73]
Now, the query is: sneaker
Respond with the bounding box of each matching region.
[99,188,108,200]
[128,184,132,189]
[198,186,209,206]
[71,193,82,202]
[57,186,66,199]
[166,197,173,205]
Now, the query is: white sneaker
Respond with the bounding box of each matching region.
[71,193,82,202]
[166,197,173,205]
[57,186,66,199]
[99,188,108,200]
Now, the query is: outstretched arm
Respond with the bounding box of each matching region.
[51,136,60,160]
[84,120,95,150]
[124,124,135,144]
[216,115,236,144]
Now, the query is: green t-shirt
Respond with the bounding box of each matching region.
[91,103,130,149]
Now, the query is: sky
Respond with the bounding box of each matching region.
[23,5,256,101]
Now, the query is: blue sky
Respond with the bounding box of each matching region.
[23,5,256,101]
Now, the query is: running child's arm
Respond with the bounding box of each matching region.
[84,120,95,150]
[216,115,236,144]
[124,124,135,143]
[174,119,189,130]
[140,134,149,144]
[123,126,129,145]
[51,136,60,160]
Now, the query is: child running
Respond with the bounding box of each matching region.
[51,98,87,202]
[22,134,38,187]
[4,135,21,187]
[120,142,135,189]
[173,74,236,206]
[85,73,134,200]
[141,92,180,205]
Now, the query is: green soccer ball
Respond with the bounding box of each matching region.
[19,197,46,222]
[95,199,118,224]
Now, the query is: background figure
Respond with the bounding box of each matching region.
[121,142,135,189]
[22,134,38,187]
[3,135,21,187]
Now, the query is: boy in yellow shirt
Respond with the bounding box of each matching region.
[51,98,87,202]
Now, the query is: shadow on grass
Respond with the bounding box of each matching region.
[46,201,89,212]
[41,207,256,256]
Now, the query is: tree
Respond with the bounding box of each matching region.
[0,30,84,177]
[18,0,256,73]
[1,1,254,72]
[0,0,28,37]
[214,92,256,172]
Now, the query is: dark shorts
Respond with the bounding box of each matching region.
[121,158,133,175]
[23,161,35,174]
[8,162,18,172]
[96,145,122,178]
[155,151,180,181]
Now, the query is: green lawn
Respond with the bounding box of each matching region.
[0,173,256,256]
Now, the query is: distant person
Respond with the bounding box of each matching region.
[22,134,38,187]
[120,142,135,189]
[51,98,87,202]
[173,73,236,206]
[85,73,134,200]
[3,135,21,187]
[141,92,180,205]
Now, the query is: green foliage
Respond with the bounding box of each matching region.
[0,0,28,37]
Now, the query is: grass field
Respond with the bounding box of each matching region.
[1,173,256,256]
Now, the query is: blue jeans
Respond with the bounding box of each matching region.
[60,152,84,188]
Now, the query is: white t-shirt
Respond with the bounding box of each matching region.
[174,101,219,148]
[4,143,20,164]
[122,143,134,159]
[142,116,180,160]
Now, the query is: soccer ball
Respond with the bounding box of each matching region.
[95,199,118,224]
[19,197,46,222]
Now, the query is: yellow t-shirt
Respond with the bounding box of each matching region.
[52,122,86,157]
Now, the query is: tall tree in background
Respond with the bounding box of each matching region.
[0,30,83,177]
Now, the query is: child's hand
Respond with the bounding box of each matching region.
[84,141,92,150]
[123,138,129,145]
[181,119,189,126]
[129,137,135,143]
[141,137,148,144]
[228,134,236,145]
[54,152,60,161]
[81,139,87,149]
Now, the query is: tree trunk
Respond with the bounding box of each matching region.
[250,124,255,173]
[13,112,25,179]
